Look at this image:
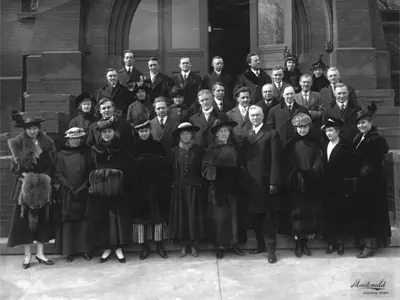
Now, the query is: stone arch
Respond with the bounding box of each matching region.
[293,0,311,61]
[322,0,334,51]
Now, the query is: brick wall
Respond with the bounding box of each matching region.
[0,157,14,238]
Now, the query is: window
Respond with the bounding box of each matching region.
[129,1,159,50]
[258,0,284,45]
[171,0,200,49]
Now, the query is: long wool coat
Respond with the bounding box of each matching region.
[352,127,391,247]
[202,141,247,245]
[241,126,281,214]
[7,131,56,247]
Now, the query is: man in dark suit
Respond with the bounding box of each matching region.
[212,82,233,113]
[189,89,228,149]
[267,85,308,146]
[96,68,133,117]
[145,57,174,103]
[320,67,358,108]
[255,83,280,124]
[271,65,290,100]
[227,86,252,142]
[202,56,234,104]
[172,57,202,108]
[323,83,361,143]
[150,97,179,157]
[242,105,281,263]
[294,74,324,139]
[117,50,143,87]
[235,52,272,104]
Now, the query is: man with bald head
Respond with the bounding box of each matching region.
[256,83,280,123]
[241,105,281,264]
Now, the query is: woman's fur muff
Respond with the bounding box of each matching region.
[89,169,124,197]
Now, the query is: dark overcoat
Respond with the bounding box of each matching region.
[189,109,229,149]
[255,98,280,124]
[320,82,358,108]
[168,103,194,124]
[172,72,202,107]
[150,116,179,157]
[69,112,98,133]
[117,67,143,87]
[271,81,290,100]
[202,71,234,104]
[235,69,272,104]
[311,74,330,93]
[7,132,56,247]
[226,106,252,142]
[144,73,174,103]
[352,127,391,247]
[241,126,281,213]
[96,83,133,117]
[283,68,302,93]
[126,99,155,126]
[266,101,309,147]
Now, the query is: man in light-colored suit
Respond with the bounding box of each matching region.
[294,74,324,139]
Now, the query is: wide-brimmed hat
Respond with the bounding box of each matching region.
[284,53,299,65]
[170,86,185,98]
[172,122,200,138]
[292,113,311,127]
[321,117,344,131]
[11,110,45,128]
[65,127,86,138]
[130,82,150,94]
[356,103,377,122]
[96,118,117,132]
[311,54,329,70]
[211,119,237,134]
[75,92,95,108]
[133,117,151,130]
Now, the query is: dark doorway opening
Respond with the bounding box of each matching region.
[208,0,250,78]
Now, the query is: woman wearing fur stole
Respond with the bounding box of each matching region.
[55,127,92,262]
[69,93,98,137]
[132,118,169,260]
[7,111,56,269]
[87,118,134,263]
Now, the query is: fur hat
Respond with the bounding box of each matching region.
[11,110,45,128]
[211,119,237,134]
[311,54,329,70]
[170,86,185,98]
[75,92,96,108]
[65,127,86,138]
[321,117,344,131]
[172,122,200,138]
[356,103,377,122]
[292,113,312,127]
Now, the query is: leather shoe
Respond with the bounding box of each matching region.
[191,246,199,257]
[22,262,30,269]
[180,246,187,258]
[156,244,168,259]
[232,246,245,256]
[216,249,224,259]
[356,247,374,259]
[82,253,91,261]
[117,257,126,263]
[336,243,345,256]
[66,255,73,263]
[325,243,336,254]
[294,241,302,258]
[35,256,55,265]
[139,247,149,260]
[100,250,112,263]
[302,241,312,256]
[249,247,266,254]
[268,252,277,264]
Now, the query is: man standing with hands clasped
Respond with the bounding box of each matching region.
[241,105,281,264]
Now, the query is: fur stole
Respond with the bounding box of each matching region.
[8,131,55,170]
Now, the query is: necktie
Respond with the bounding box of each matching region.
[183,73,188,82]
[304,94,308,106]
[219,103,223,111]
[252,128,256,135]
[340,104,345,113]
[288,104,292,111]
[160,118,164,128]
[127,68,131,76]
[278,83,281,89]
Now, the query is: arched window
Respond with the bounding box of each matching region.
[129,1,159,50]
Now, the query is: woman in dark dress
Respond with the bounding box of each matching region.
[169,122,207,257]
[284,113,321,258]
[168,86,194,123]
[55,127,92,262]
[283,53,302,93]
[127,83,155,127]
[87,118,134,263]
[132,118,169,260]
[320,117,356,255]
[310,55,330,93]
[202,119,246,259]
[69,93,98,135]
[7,112,56,269]
[352,103,391,258]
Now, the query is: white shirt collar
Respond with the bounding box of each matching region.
[202,106,213,115]
[158,116,167,123]
[336,100,348,108]
[275,81,282,88]
[126,66,132,72]
[214,70,221,76]
[182,71,191,77]
[253,123,263,134]
[214,98,223,105]
[150,72,158,78]
[285,101,294,108]
[302,91,310,97]
[251,69,260,76]
[238,104,248,114]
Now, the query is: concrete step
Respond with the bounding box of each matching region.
[356,89,395,107]
[375,107,400,127]
[379,127,400,149]
[1,227,399,255]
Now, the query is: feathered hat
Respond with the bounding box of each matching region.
[292,113,312,127]
[11,110,45,128]
[211,119,237,134]
[356,103,377,122]
[170,86,185,98]
[74,92,96,108]
[311,53,329,70]
[321,117,344,131]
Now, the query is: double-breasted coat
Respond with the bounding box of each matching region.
[241,126,281,214]
[144,73,174,103]
[172,72,203,108]
[96,83,133,117]
[352,127,391,247]
[235,69,272,104]
[150,116,180,157]
[266,101,309,147]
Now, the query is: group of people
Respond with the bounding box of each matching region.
[6,50,391,270]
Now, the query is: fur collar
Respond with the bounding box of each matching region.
[8,131,55,162]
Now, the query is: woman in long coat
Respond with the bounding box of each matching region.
[69,93,98,135]
[284,113,321,258]
[132,118,169,260]
[202,119,246,259]
[126,83,155,127]
[55,127,92,262]
[320,117,355,255]
[352,103,391,258]
[168,86,194,123]
[7,111,56,269]
[87,118,134,263]
[168,122,207,257]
